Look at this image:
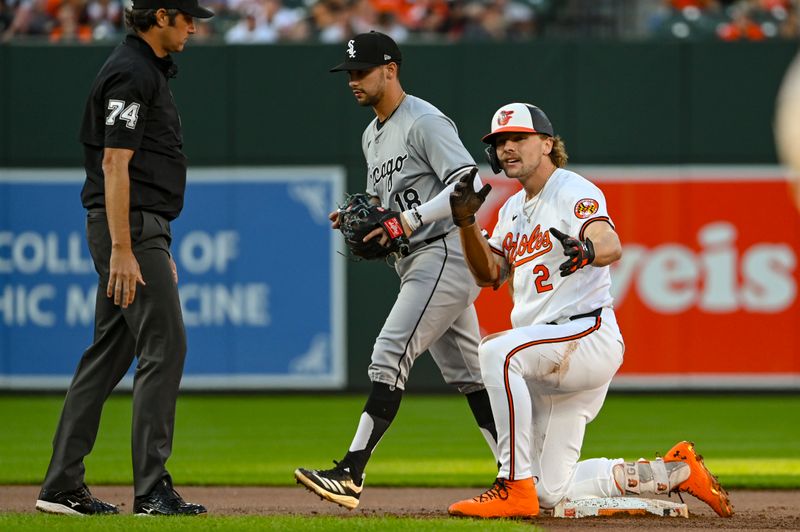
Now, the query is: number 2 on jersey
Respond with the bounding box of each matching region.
[533,264,553,293]
[394,188,421,211]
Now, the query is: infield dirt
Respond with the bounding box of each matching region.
[2,485,798,530]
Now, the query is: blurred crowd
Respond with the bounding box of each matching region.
[0,0,798,43]
[650,0,800,39]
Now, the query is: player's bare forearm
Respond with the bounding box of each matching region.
[458,223,505,287]
[583,220,621,267]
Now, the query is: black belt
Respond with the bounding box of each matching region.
[401,232,450,257]
[548,308,602,325]
[424,233,449,246]
[87,207,168,218]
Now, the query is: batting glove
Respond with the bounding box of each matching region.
[450,168,492,228]
[549,227,595,277]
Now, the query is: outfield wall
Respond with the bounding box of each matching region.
[1,41,797,168]
[1,165,797,391]
[1,41,799,391]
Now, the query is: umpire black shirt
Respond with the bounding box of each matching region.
[80,33,187,221]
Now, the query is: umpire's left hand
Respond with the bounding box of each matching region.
[108,247,146,308]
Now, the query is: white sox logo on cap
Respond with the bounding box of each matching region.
[330,31,403,73]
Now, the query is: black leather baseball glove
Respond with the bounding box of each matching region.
[338,193,409,260]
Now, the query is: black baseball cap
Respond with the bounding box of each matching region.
[132,0,214,18]
[330,31,402,72]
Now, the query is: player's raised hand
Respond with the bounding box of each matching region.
[549,227,595,277]
[450,167,491,228]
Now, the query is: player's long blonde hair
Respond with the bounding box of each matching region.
[548,135,569,168]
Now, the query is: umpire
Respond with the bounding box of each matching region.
[35,0,213,517]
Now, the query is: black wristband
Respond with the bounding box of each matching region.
[454,214,476,228]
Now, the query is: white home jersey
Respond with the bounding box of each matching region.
[362,94,476,245]
[488,168,615,327]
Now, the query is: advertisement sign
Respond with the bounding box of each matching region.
[474,166,800,390]
[0,167,345,390]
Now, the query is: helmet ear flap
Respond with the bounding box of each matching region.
[484,144,502,174]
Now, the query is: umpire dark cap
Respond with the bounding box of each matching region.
[330,31,402,72]
[132,0,214,18]
[482,103,554,143]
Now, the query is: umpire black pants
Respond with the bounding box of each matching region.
[42,209,187,497]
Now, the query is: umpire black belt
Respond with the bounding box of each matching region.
[547,307,602,325]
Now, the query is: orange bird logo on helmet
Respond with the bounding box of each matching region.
[498,110,514,126]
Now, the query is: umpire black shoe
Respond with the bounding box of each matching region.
[295,461,364,510]
[35,484,119,515]
[134,478,207,516]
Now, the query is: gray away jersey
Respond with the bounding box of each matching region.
[362,94,476,245]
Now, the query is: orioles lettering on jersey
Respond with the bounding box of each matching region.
[369,153,408,192]
[502,224,553,266]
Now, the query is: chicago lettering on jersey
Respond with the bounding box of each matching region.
[502,224,554,266]
[369,153,408,192]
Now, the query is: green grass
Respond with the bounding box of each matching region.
[1,394,798,488]
[0,514,541,531]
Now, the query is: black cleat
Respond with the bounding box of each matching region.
[134,478,206,516]
[35,484,119,516]
[294,461,364,510]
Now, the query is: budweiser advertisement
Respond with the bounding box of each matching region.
[474,166,799,390]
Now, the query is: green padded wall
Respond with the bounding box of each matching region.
[1,40,797,390]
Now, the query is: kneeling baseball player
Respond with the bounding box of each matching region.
[445,103,733,518]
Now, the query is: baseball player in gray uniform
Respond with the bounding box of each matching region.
[294,31,498,510]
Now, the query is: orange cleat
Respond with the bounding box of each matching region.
[448,477,539,519]
[664,441,733,517]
